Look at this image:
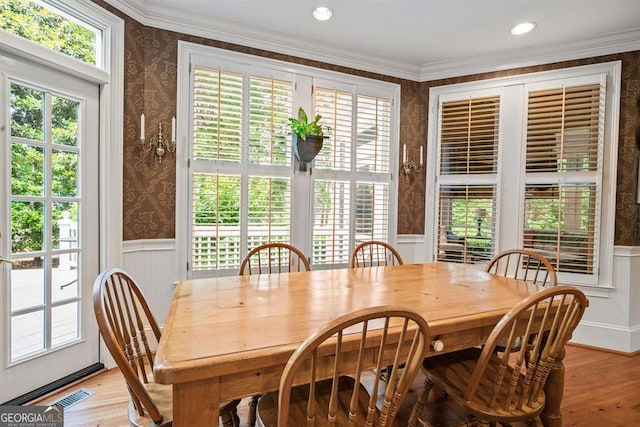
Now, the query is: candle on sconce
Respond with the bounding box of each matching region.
[403,144,407,163]
[140,113,145,140]
[419,145,424,166]
[171,116,176,142]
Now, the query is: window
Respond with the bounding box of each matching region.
[426,63,620,287]
[1,0,102,67]
[180,44,399,277]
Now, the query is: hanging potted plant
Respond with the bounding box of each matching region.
[288,107,331,171]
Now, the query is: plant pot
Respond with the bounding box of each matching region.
[292,134,325,171]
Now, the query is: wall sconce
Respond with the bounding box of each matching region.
[402,144,424,179]
[140,113,176,163]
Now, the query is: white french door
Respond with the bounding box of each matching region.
[0,52,99,403]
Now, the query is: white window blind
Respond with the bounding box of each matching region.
[436,96,499,263]
[523,83,602,275]
[314,87,353,171]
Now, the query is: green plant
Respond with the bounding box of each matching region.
[288,107,332,139]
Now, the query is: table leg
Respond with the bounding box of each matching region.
[173,378,220,426]
[541,347,565,427]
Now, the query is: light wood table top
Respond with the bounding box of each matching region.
[154,262,562,426]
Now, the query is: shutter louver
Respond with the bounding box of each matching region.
[314,88,353,171]
[440,96,499,175]
[356,96,391,173]
[526,85,600,173]
[192,67,243,161]
[247,177,292,247]
[312,180,351,265]
[191,173,241,271]
[523,83,601,274]
[355,182,389,243]
[249,77,293,166]
[436,185,496,263]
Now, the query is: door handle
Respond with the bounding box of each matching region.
[0,256,13,264]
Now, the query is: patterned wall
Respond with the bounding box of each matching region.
[92,1,640,245]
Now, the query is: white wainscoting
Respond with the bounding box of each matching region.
[121,239,640,353]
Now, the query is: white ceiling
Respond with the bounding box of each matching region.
[107,0,640,80]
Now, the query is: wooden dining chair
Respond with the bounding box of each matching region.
[240,243,310,425]
[240,242,311,275]
[485,248,557,288]
[256,305,431,427]
[351,240,404,268]
[409,285,588,427]
[93,268,241,426]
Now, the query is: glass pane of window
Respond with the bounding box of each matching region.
[52,255,79,303]
[248,177,292,247]
[192,67,243,161]
[356,96,391,173]
[11,143,44,196]
[11,310,44,361]
[52,202,78,251]
[314,88,352,171]
[11,201,44,254]
[437,185,495,264]
[523,184,595,274]
[440,96,500,175]
[0,0,99,65]
[192,173,241,270]
[10,83,44,141]
[11,260,45,311]
[52,95,79,146]
[249,77,293,166]
[52,149,78,196]
[313,180,351,265]
[52,302,79,347]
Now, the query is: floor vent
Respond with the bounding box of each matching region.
[49,388,94,410]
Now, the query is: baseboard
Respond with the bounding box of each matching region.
[571,321,640,354]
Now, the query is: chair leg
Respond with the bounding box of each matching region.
[220,399,241,427]
[408,376,436,427]
[247,394,261,427]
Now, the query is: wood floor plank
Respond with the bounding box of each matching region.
[28,344,640,426]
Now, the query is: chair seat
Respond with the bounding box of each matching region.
[422,347,545,423]
[257,376,397,427]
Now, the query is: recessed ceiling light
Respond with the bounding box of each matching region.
[313,6,333,21]
[510,22,536,35]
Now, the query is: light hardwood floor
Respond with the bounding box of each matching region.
[29,344,640,426]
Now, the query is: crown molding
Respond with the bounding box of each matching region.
[419,28,640,82]
[102,0,640,83]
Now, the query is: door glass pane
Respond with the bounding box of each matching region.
[52,302,79,347]
[10,83,44,140]
[52,256,79,303]
[11,311,45,361]
[11,262,45,311]
[52,202,78,251]
[52,95,79,146]
[11,201,44,254]
[11,143,44,196]
[52,149,78,196]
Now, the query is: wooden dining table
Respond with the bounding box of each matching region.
[153,262,567,426]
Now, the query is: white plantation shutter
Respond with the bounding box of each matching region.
[192,67,243,161]
[190,65,294,275]
[523,83,602,275]
[312,86,394,266]
[436,95,499,263]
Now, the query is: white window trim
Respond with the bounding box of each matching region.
[424,61,621,289]
[176,41,400,279]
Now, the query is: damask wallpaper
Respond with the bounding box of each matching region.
[92,1,640,245]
